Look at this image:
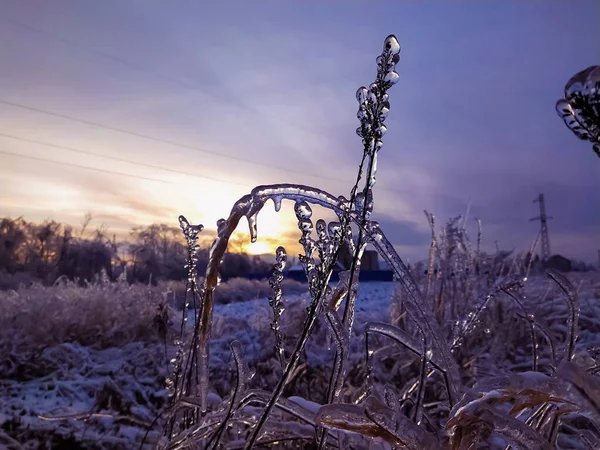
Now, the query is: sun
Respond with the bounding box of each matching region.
[243,241,274,255]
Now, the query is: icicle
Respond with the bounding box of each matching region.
[247,213,258,243]
[272,195,283,212]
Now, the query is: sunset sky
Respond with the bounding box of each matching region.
[0,1,598,262]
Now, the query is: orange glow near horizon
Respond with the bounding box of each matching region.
[243,241,274,255]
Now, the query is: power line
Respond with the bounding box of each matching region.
[0,98,348,184]
[1,18,428,200]
[4,17,324,138]
[0,128,423,201]
[0,131,253,188]
[3,18,340,174]
[0,149,176,184]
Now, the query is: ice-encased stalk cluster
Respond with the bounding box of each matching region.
[555,65,600,159]
[169,34,469,448]
[268,246,287,368]
[178,215,204,331]
[168,216,203,401]
[294,200,320,297]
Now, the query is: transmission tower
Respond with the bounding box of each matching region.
[530,193,552,261]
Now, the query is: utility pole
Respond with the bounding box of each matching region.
[530,194,552,261]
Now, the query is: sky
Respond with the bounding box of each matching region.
[0,1,598,263]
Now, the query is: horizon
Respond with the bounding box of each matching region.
[1,2,599,263]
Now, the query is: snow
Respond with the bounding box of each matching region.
[2,274,599,448]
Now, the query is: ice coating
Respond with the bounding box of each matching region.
[316,396,438,450]
[501,287,540,371]
[451,279,523,350]
[365,219,461,405]
[547,270,579,362]
[447,401,553,450]
[363,396,439,450]
[314,40,407,446]
[365,322,448,393]
[384,34,401,55]
[205,340,252,449]
[324,308,348,400]
[423,211,436,305]
[268,246,287,367]
[556,65,600,158]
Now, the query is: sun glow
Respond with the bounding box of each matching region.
[243,241,274,255]
[236,205,299,255]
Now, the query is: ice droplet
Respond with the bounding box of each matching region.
[178,215,189,229]
[384,35,401,55]
[276,245,287,261]
[379,103,390,120]
[356,86,369,104]
[294,199,313,220]
[298,218,313,234]
[216,218,227,235]
[316,219,327,238]
[327,221,342,240]
[384,71,399,85]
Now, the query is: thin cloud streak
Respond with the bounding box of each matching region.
[0,1,598,261]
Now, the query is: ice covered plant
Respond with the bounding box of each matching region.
[156,35,599,449]
[556,65,600,158]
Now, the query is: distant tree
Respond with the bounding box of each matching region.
[129,224,190,284]
[0,217,27,274]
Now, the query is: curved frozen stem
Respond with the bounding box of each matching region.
[547,270,579,362]
[365,322,454,406]
[205,341,250,449]
[192,180,457,414]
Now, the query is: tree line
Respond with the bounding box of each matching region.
[0,215,273,287]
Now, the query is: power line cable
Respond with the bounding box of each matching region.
[0,131,253,188]
[1,18,427,200]
[0,129,422,199]
[3,18,337,162]
[0,149,176,184]
[0,98,347,184]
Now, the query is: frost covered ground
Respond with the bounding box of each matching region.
[0,273,599,448]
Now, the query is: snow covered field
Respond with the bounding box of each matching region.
[1,274,599,448]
